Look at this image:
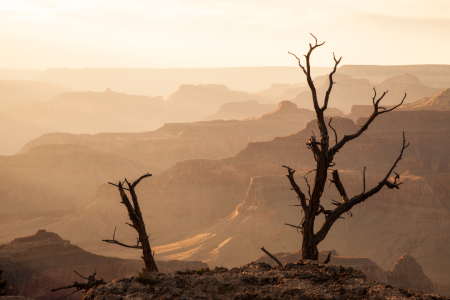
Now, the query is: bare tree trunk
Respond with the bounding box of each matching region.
[285,34,408,261]
[104,173,158,272]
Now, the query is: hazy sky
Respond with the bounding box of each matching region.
[1,0,449,69]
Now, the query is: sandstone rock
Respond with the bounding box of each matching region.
[400,88,450,111]
[386,254,434,293]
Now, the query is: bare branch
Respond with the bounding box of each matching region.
[132,173,152,188]
[313,133,409,245]
[282,165,308,210]
[323,252,331,264]
[329,90,406,159]
[51,270,106,300]
[108,182,129,191]
[322,53,342,111]
[330,170,349,203]
[328,118,338,146]
[102,238,143,249]
[361,167,366,194]
[288,51,307,75]
[303,176,312,199]
[261,247,283,267]
[285,223,302,229]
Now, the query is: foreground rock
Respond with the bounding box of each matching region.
[82,261,447,300]
[255,251,434,294]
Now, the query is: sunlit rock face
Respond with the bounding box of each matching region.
[385,254,434,293]
[400,88,450,111]
[0,230,207,300]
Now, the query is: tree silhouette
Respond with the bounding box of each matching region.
[104,173,158,272]
[0,269,7,296]
[284,34,408,260]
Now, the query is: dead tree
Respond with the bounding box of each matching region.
[51,270,105,299]
[284,34,408,261]
[104,173,158,272]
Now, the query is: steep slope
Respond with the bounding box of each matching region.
[400,88,450,111]
[0,230,207,300]
[202,100,278,121]
[253,83,309,101]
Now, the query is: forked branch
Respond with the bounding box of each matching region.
[329,89,407,158]
[282,165,308,210]
[51,270,105,300]
[313,132,409,244]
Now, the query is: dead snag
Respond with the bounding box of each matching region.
[285,34,408,260]
[261,247,283,267]
[51,270,105,299]
[104,173,158,272]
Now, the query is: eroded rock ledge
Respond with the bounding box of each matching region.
[82,261,447,300]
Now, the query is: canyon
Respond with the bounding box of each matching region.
[2,66,450,298]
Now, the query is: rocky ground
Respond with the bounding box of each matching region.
[82,261,448,300]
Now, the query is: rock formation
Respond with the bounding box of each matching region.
[253,82,309,101]
[338,64,450,88]
[400,88,450,111]
[292,73,444,113]
[36,67,332,98]
[203,100,343,121]
[81,261,447,300]
[202,100,278,121]
[292,74,373,113]
[18,101,319,172]
[0,230,207,300]
[385,254,434,293]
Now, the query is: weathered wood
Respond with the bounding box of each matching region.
[285,34,408,261]
[51,270,105,300]
[261,247,283,267]
[104,174,158,272]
